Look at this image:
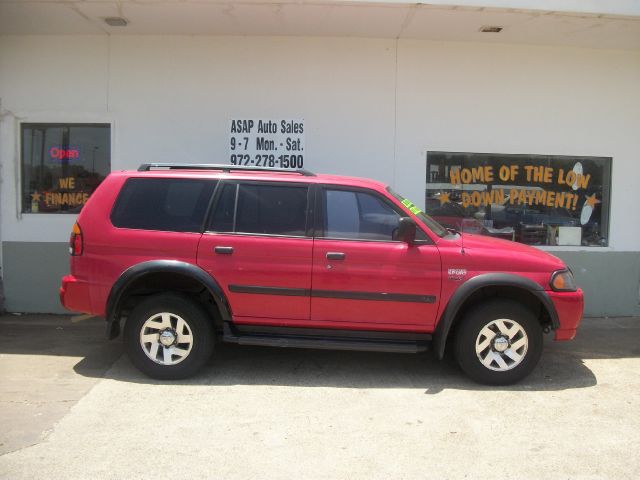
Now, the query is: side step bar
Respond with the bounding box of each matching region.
[222,323,430,354]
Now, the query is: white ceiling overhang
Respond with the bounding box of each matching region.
[1,1,639,50]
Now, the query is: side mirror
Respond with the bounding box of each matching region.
[396,217,417,245]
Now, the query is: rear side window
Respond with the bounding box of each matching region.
[209,183,309,236]
[111,178,217,232]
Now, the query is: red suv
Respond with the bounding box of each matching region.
[60,164,583,384]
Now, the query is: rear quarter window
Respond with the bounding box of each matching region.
[111,178,217,232]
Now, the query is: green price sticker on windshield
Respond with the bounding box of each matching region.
[401,198,423,215]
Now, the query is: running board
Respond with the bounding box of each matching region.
[222,323,429,354]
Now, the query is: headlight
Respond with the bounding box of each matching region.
[550,270,578,292]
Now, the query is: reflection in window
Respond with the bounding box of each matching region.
[426,152,611,247]
[21,124,111,213]
[235,184,308,236]
[208,183,309,236]
[323,189,400,241]
[209,184,237,232]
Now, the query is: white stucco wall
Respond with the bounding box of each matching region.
[1,35,639,252]
[395,40,640,254]
[0,35,110,243]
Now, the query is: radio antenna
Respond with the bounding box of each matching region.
[459,186,465,254]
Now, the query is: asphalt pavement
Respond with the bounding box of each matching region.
[0,314,639,479]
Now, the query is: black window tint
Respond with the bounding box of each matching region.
[234,184,308,236]
[323,189,400,241]
[210,184,237,232]
[111,178,216,232]
[325,190,359,238]
[165,182,203,217]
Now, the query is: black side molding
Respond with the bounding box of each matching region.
[313,290,435,303]
[228,284,436,303]
[432,273,560,360]
[229,285,309,296]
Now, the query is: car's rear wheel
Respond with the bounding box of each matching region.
[454,300,543,385]
[123,293,214,379]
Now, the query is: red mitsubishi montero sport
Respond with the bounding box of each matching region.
[60,164,584,384]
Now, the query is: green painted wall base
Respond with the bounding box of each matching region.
[1,242,639,317]
[553,251,640,317]
[0,272,5,313]
[2,242,69,314]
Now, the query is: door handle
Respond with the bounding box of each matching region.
[326,252,346,260]
[214,246,234,255]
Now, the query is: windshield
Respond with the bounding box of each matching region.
[386,187,449,238]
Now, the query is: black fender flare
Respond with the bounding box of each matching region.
[433,273,559,359]
[105,260,231,339]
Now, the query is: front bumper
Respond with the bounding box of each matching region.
[549,288,584,341]
[59,275,93,314]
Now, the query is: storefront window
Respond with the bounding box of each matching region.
[21,123,111,213]
[426,152,611,247]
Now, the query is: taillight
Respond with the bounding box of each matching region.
[69,222,83,256]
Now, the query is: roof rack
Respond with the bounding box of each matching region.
[137,163,316,177]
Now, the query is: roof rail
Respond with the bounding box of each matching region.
[137,163,316,177]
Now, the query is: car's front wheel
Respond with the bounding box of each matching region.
[454,299,543,385]
[123,293,214,379]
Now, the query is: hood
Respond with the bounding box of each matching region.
[450,233,566,273]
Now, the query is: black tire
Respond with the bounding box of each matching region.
[454,299,543,385]
[123,293,214,380]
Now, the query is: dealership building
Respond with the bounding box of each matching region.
[1,0,639,316]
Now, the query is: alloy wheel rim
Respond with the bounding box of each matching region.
[139,312,193,365]
[475,318,528,372]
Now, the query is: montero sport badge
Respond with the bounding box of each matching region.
[448,268,467,281]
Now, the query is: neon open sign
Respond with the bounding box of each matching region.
[49,146,81,163]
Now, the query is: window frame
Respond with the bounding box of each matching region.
[19,122,112,215]
[204,179,314,239]
[314,184,433,245]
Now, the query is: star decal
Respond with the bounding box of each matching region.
[438,192,451,206]
[31,191,41,202]
[585,193,600,208]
